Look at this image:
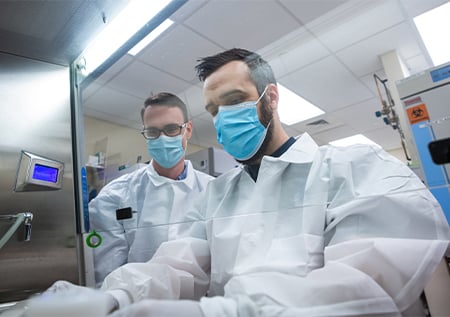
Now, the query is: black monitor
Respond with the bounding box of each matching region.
[428,138,450,165]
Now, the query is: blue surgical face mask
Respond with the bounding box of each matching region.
[147,134,185,168]
[213,87,269,161]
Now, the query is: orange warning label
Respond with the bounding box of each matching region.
[406,103,430,124]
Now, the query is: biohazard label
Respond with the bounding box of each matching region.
[406,103,430,124]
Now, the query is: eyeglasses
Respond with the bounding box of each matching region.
[141,123,187,140]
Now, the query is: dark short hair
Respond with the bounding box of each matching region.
[140,92,189,123]
[195,48,276,95]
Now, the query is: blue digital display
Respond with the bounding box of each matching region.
[32,164,59,183]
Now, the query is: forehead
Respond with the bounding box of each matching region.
[143,105,183,126]
[203,61,256,100]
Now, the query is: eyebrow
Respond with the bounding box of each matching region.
[204,89,248,110]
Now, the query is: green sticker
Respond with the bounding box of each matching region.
[86,230,102,248]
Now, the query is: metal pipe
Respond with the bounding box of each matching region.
[373,74,412,161]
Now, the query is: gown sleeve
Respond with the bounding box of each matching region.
[102,237,211,308]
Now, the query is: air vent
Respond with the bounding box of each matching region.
[306,119,329,126]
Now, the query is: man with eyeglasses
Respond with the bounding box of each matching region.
[88,92,214,286]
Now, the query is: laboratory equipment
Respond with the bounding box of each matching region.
[14,151,64,192]
[373,74,411,161]
[396,61,450,223]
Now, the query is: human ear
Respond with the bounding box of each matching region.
[266,83,279,110]
[185,121,193,140]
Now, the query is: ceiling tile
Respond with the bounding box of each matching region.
[137,24,222,82]
[336,22,424,77]
[170,0,209,23]
[279,0,349,25]
[359,69,387,97]
[108,60,191,99]
[181,84,206,118]
[82,81,103,103]
[279,55,373,112]
[261,28,330,78]
[183,0,301,51]
[83,86,143,120]
[330,97,387,133]
[86,54,134,86]
[309,0,405,52]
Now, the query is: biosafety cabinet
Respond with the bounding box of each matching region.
[396,62,450,223]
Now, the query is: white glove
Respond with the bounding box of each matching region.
[0,301,28,317]
[24,280,119,317]
[108,299,204,317]
[45,280,91,294]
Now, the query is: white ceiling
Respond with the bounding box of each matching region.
[5,0,446,154]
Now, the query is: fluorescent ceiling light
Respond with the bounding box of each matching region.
[329,134,380,147]
[277,84,324,125]
[414,2,450,66]
[128,19,174,56]
[80,0,172,75]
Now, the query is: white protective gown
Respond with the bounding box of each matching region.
[103,133,449,317]
[89,160,213,285]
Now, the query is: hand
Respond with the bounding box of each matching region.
[45,280,91,294]
[108,299,203,317]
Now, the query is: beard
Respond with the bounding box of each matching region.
[236,97,274,165]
